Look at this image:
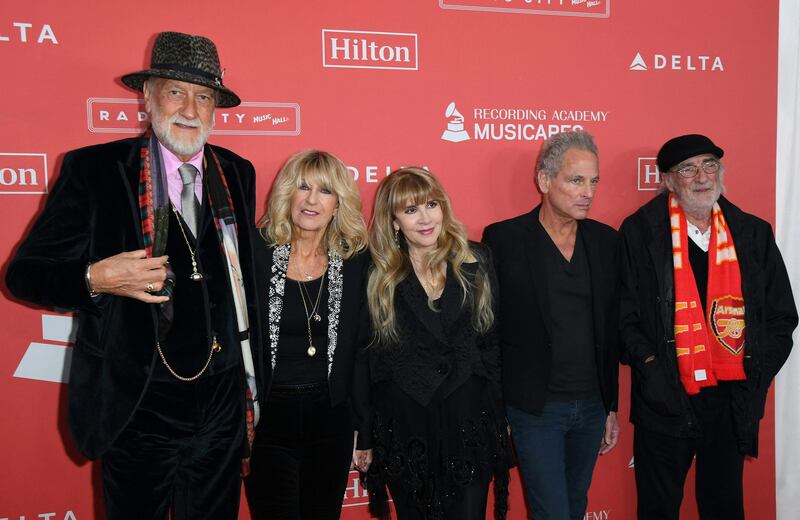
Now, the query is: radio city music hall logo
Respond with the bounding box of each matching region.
[86,98,301,135]
[322,29,418,70]
[0,21,58,44]
[629,52,724,72]
[637,157,661,191]
[439,0,610,18]
[0,153,48,194]
[14,314,76,384]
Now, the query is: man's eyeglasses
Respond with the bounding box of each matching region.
[670,159,721,179]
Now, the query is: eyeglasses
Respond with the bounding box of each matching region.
[670,159,721,179]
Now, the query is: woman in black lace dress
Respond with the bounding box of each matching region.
[365,167,511,519]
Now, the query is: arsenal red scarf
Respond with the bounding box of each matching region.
[669,194,746,395]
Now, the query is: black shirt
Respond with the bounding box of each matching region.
[688,239,709,315]
[272,276,329,385]
[538,223,599,401]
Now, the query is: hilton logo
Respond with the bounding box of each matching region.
[322,29,418,70]
[0,153,48,194]
[342,470,369,507]
[637,158,661,190]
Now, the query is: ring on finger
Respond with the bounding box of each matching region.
[146,282,155,292]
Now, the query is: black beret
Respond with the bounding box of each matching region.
[657,134,724,173]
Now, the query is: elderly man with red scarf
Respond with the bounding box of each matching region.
[6,32,262,519]
[618,134,797,520]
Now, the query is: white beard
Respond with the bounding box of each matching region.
[150,103,214,157]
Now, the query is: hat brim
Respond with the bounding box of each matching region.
[121,69,241,108]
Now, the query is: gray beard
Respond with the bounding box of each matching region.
[150,106,213,157]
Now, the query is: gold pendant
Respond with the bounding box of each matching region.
[190,271,204,281]
[307,345,316,357]
[212,336,222,353]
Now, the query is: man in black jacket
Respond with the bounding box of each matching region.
[619,134,797,519]
[483,130,620,520]
[5,32,262,519]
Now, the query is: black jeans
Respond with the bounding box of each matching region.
[633,382,744,520]
[245,382,354,520]
[102,368,245,520]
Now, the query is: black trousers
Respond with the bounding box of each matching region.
[633,382,744,520]
[102,368,246,520]
[244,383,354,520]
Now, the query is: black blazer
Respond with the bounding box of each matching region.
[619,193,797,454]
[5,136,262,460]
[482,206,619,415]
[255,242,372,448]
[367,243,502,407]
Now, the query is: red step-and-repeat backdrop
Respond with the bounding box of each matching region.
[0,1,781,518]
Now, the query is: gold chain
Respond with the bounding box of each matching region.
[156,337,219,382]
[157,206,217,381]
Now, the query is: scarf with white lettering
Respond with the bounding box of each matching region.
[670,194,746,395]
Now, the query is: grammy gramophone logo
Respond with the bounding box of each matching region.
[440,102,470,143]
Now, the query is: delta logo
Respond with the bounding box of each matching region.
[439,0,610,18]
[0,152,48,194]
[86,98,301,136]
[14,314,76,384]
[629,52,724,72]
[0,21,58,44]
[322,29,418,70]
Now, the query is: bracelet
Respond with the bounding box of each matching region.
[85,263,99,297]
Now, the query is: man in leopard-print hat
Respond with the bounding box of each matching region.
[7,31,263,519]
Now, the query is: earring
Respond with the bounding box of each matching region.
[393,229,400,247]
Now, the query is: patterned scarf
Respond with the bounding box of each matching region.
[670,194,746,395]
[138,130,259,468]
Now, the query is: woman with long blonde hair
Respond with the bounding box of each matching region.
[244,150,373,520]
[365,167,511,519]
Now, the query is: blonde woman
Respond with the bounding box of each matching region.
[244,150,372,519]
[365,167,511,519]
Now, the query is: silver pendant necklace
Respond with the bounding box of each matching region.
[297,271,325,357]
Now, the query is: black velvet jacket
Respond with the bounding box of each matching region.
[482,206,620,416]
[367,244,502,407]
[5,137,262,460]
[619,192,797,456]
[255,242,372,448]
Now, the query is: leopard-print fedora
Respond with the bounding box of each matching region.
[122,31,240,108]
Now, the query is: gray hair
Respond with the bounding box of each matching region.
[536,130,598,178]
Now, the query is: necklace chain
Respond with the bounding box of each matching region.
[411,258,443,299]
[291,252,324,281]
[297,272,326,357]
[171,205,203,281]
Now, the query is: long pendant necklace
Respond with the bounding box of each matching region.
[297,271,325,357]
[171,205,204,281]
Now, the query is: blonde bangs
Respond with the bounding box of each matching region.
[387,169,446,214]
